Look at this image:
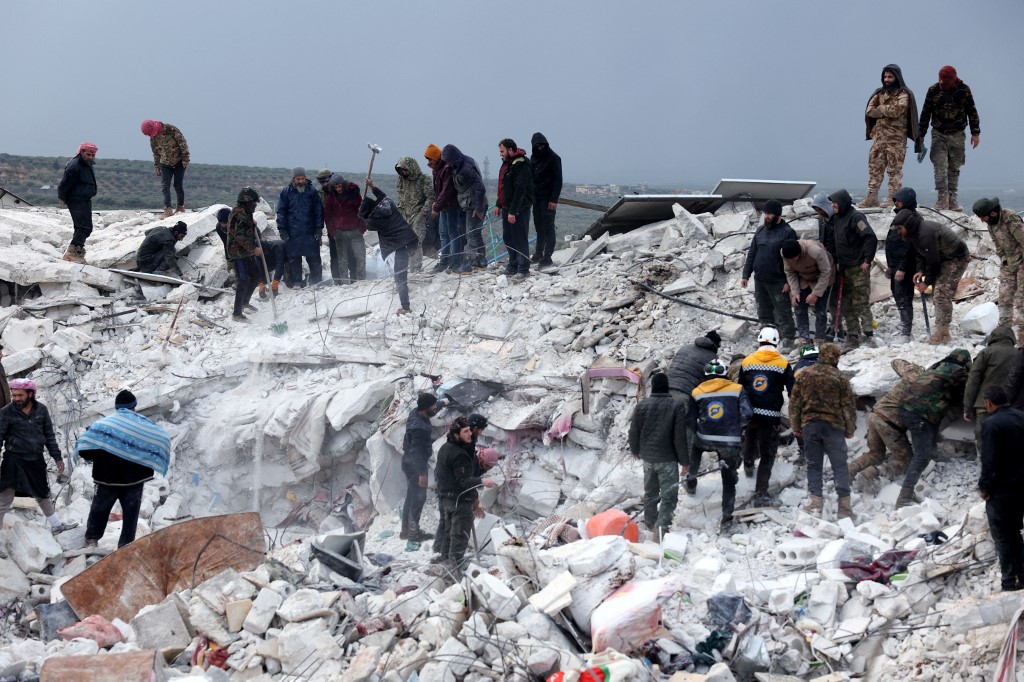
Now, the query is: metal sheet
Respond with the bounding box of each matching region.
[585,194,723,238]
[711,178,816,205]
[62,512,266,623]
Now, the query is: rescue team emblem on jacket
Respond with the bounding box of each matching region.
[751,375,769,393]
[707,402,725,420]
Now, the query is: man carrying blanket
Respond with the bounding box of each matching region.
[75,390,172,549]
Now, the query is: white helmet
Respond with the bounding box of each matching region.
[757,326,780,347]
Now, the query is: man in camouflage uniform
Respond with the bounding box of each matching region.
[896,349,972,508]
[919,66,981,211]
[849,359,924,490]
[629,373,688,534]
[973,198,1024,332]
[892,209,970,343]
[830,190,878,348]
[858,65,920,209]
[789,343,857,520]
[141,120,190,217]
[226,187,263,322]
[395,156,435,273]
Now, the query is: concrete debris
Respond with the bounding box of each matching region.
[0,201,1012,680]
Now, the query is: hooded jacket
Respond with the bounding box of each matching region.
[891,209,969,285]
[441,145,487,214]
[430,159,458,214]
[885,188,917,272]
[402,408,433,476]
[789,344,857,434]
[901,350,972,424]
[628,392,688,464]
[323,182,365,236]
[979,404,1024,496]
[741,218,798,283]
[395,156,434,227]
[58,154,98,202]
[784,239,835,296]
[277,181,324,258]
[687,378,752,448]
[226,202,258,260]
[497,148,535,215]
[830,190,878,268]
[135,226,181,275]
[811,192,837,259]
[358,187,418,259]
[531,132,563,205]
[666,336,720,397]
[739,347,794,424]
[964,327,1017,410]
[865,64,920,148]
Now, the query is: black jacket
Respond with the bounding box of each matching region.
[666,337,719,396]
[401,408,433,476]
[359,187,418,259]
[0,401,62,462]
[830,190,878,268]
[78,449,154,487]
[893,210,969,285]
[979,405,1024,496]
[500,152,535,215]
[136,226,181,274]
[741,219,798,283]
[628,393,688,464]
[531,133,563,205]
[58,155,98,202]
[436,440,482,503]
[1003,348,1024,411]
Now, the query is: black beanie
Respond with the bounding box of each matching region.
[216,208,231,223]
[651,373,670,394]
[781,240,801,258]
[973,197,1000,217]
[115,390,138,409]
[705,330,722,349]
[763,199,783,216]
[171,221,188,236]
[417,393,438,411]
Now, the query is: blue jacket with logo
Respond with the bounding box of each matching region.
[687,378,752,448]
[739,348,794,425]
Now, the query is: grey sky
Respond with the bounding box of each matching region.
[4,0,1023,193]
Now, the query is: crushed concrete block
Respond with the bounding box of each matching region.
[960,301,999,335]
[775,537,829,567]
[577,233,610,262]
[890,510,942,541]
[2,348,43,375]
[718,318,750,341]
[794,514,843,539]
[277,588,337,622]
[131,598,192,651]
[1,317,54,353]
[833,616,871,643]
[662,532,688,560]
[527,570,576,615]
[0,558,30,600]
[50,327,93,355]
[705,662,738,681]
[673,204,711,242]
[768,587,795,614]
[855,580,891,600]
[473,313,517,340]
[340,645,381,682]
[8,521,62,574]
[277,618,342,676]
[195,569,257,614]
[816,539,852,582]
[712,213,750,236]
[692,555,723,584]
[225,599,252,632]
[434,637,476,677]
[471,571,521,621]
[874,593,911,619]
[663,276,699,296]
[806,581,842,627]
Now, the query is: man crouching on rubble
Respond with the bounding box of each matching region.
[0,379,77,557]
[436,417,494,573]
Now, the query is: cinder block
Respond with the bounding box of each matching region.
[776,538,829,567]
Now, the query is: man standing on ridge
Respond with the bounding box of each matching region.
[141,120,190,217]
[973,198,1024,335]
[277,167,325,287]
[226,187,263,322]
[324,175,366,284]
[396,156,435,274]
[830,189,878,349]
[530,132,562,268]
[495,139,535,281]
[741,199,798,351]
[629,373,688,536]
[887,188,919,339]
[58,142,98,265]
[426,144,461,272]
[919,66,981,211]
[402,394,442,544]
[442,144,487,274]
[858,65,920,208]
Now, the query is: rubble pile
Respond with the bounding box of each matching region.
[0,199,1014,680]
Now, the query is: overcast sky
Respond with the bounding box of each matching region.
[4,0,1022,193]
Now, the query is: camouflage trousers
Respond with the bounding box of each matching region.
[408,218,426,273]
[931,256,969,328]
[840,266,873,337]
[866,140,906,198]
[642,460,680,529]
[998,264,1024,328]
[851,412,912,479]
[930,130,966,194]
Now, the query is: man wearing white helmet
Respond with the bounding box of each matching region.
[739,326,795,506]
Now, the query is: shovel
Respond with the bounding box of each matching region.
[254,230,287,335]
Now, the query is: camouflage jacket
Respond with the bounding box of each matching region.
[919,81,981,136]
[866,89,910,144]
[226,204,258,260]
[901,350,972,424]
[989,209,1024,271]
[395,157,434,228]
[788,344,856,434]
[873,359,924,425]
[150,124,190,168]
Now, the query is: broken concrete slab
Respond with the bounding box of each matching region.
[131,598,193,652]
[39,648,166,682]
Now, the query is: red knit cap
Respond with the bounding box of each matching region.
[78,142,98,154]
[938,65,957,80]
[141,120,163,137]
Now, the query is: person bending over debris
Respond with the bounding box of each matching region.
[256,239,286,300]
[402,393,442,543]
[0,379,77,558]
[58,142,98,265]
[360,180,419,315]
[75,390,171,548]
[227,187,263,323]
[739,326,794,507]
[136,221,188,278]
[629,373,688,535]
[782,239,834,345]
[740,199,798,350]
[435,417,494,571]
[963,327,1017,457]
[789,343,857,521]
[686,359,751,532]
[979,385,1024,591]
[666,330,723,457]
[141,120,190,217]
[896,349,971,508]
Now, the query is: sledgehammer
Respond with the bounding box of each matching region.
[366,142,382,185]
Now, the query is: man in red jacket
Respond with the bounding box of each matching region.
[324,174,366,284]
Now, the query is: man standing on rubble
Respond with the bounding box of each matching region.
[0,379,77,558]
[58,142,98,265]
[782,239,834,345]
[919,66,981,211]
[495,139,535,280]
[436,417,494,571]
[740,326,795,507]
[136,221,188,278]
[75,390,171,548]
[402,394,442,543]
[979,386,1024,591]
[426,144,460,271]
[963,327,1017,457]
[686,359,751,532]
[141,120,190,218]
[433,413,495,560]
[226,187,263,323]
[324,175,366,284]
[530,132,562,268]
[830,189,878,349]
[667,331,722,405]
[858,64,920,208]
[315,169,341,282]
[442,144,487,274]
[887,188,919,339]
[896,349,972,508]
[811,193,842,337]
[277,167,325,287]
[789,343,857,520]
[973,198,1024,335]
[395,156,435,273]
[629,373,688,535]
[891,208,970,344]
[741,200,798,351]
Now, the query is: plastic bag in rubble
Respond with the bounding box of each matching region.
[366,244,394,279]
[57,614,124,648]
[706,593,752,630]
[692,628,732,666]
[590,573,686,653]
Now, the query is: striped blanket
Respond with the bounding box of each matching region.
[74,408,171,476]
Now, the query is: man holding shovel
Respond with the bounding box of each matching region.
[227,187,263,323]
